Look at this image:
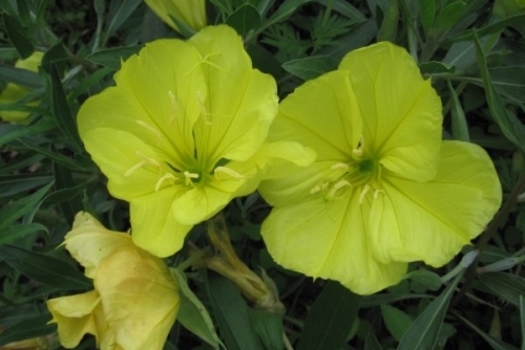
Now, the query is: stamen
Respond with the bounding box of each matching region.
[168,91,179,125]
[359,184,371,204]
[136,120,162,146]
[124,160,146,177]
[310,182,329,195]
[328,180,351,198]
[373,189,384,199]
[183,171,199,186]
[214,166,244,180]
[155,173,178,192]
[331,163,349,170]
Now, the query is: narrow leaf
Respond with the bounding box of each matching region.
[397,273,462,350]
[86,45,142,70]
[474,35,525,154]
[479,272,525,307]
[365,333,384,350]
[377,0,398,43]
[447,80,470,141]
[418,0,435,32]
[49,64,83,151]
[0,119,55,147]
[204,271,263,350]
[297,281,360,350]
[0,314,54,346]
[282,55,336,80]
[173,269,221,349]
[0,245,91,289]
[226,4,262,36]
[381,305,413,342]
[520,295,525,350]
[2,13,33,59]
[104,0,142,43]
[434,1,466,32]
[457,313,519,350]
[249,309,284,350]
[0,65,42,88]
[0,223,48,246]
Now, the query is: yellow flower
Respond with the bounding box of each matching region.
[144,0,206,34]
[259,42,502,295]
[0,51,43,123]
[78,25,312,257]
[46,212,180,350]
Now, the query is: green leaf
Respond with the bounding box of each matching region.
[449,14,525,42]
[264,0,310,28]
[0,174,52,198]
[479,272,525,307]
[312,0,367,21]
[377,0,398,43]
[365,333,384,350]
[249,309,284,350]
[434,1,466,32]
[397,273,462,350]
[0,119,55,147]
[48,64,83,151]
[520,295,525,350]
[447,80,470,142]
[474,35,525,154]
[361,293,431,308]
[86,45,142,70]
[297,281,360,350]
[51,163,84,225]
[0,223,48,246]
[103,0,142,44]
[456,313,519,350]
[0,313,55,346]
[419,61,456,75]
[204,271,263,350]
[0,181,53,230]
[489,66,525,104]
[418,0,435,32]
[0,64,42,89]
[406,269,443,292]
[226,4,262,36]
[381,305,413,342]
[282,55,336,80]
[0,245,91,289]
[172,269,221,349]
[41,41,69,75]
[2,13,34,59]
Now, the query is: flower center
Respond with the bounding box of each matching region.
[311,137,384,203]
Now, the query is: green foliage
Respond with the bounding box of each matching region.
[0,0,525,349]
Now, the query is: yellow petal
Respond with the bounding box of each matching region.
[80,128,174,199]
[189,25,278,166]
[46,290,101,348]
[94,247,180,350]
[131,187,192,257]
[271,70,362,162]
[172,173,248,225]
[78,39,206,172]
[370,141,502,266]
[65,212,133,279]
[262,194,407,295]
[339,42,442,181]
[145,0,206,33]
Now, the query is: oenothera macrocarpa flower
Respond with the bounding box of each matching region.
[144,0,206,34]
[47,212,180,349]
[78,25,312,257]
[0,51,43,122]
[259,42,502,295]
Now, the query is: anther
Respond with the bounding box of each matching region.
[359,184,371,204]
[328,180,351,198]
[183,171,199,186]
[373,189,384,199]
[214,166,244,180]
[136,120,162,146]
[155,173,178,192]
[331,163,350,170]
[352,135,365,159]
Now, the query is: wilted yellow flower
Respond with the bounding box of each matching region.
[46,212,180,350]
[0,51,43,122]
[78,25,313,257]
[144,0,206,34]
[259,42,502,295]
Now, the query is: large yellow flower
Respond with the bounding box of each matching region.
[259,42,502,295]
[46,212,180,350]
[144,0,206,34]
[0,51,43,122]
[77,26,313,257]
